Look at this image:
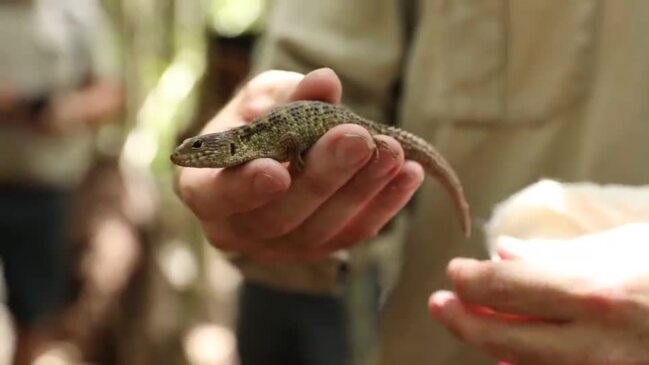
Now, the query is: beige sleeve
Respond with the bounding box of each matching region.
[252,0,406,124]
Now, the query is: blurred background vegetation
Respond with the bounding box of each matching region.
[105,0,267,364]
[1,0,268,364]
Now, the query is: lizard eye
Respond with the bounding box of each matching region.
[229,143,236,155]
[191,139,203,149]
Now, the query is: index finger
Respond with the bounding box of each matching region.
[429,290,595,365]
[176,158,290,220]
[447,258,594,321]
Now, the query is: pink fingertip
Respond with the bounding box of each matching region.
[395,161,424,190]
[290,68,342,104]
[428,290,457,318]
[241,96,274,121]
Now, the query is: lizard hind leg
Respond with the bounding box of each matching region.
[280,132,306,173]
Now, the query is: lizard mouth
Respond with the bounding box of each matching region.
[170,151,188,166]
[170,151,215,168]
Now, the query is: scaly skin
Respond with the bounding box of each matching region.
[171,100,471,237]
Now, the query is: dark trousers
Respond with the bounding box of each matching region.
[237,281,351,365]
[237,268,380,365]
[0,185,72,325]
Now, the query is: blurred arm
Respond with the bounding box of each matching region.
[47,78,123,129]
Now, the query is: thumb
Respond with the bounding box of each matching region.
[239,68,342,122]
[289,67,342,104]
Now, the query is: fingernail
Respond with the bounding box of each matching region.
[336,134,372,169]
[253,173,284,195]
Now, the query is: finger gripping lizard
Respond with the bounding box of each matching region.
[171,100,471,237]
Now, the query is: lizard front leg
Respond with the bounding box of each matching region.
[280,132,306,173]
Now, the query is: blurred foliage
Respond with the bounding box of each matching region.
[1,0,269,362]
[96,1,269,363]
[115,0,206,177]
[209,0,267,37]
[109,0,268,177]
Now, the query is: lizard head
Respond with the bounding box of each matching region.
[170,131,244,168]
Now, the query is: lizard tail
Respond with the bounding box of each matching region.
[330,103,471,237]
[420,155,472,238]
[397,133,472,238]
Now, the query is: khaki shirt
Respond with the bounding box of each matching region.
[239,1,649,364]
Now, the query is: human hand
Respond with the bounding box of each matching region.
[38,80,123,134]
[429,223,649,365]
[176,68,424,261]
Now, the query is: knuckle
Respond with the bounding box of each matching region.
[301,174,335,197]
[269,220,295,238]
[483,269,512,301]
[252,216,295,239]
[276,223,327,247]
[454,264,511,303]
[471,264,509,299]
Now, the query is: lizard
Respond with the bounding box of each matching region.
[171,100,471,237]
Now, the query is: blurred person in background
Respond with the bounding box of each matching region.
[176,1,649,364]
[0,0,122,363]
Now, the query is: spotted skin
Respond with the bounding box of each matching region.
[171,100,471,237]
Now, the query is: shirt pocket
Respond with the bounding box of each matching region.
[406,0,599,125]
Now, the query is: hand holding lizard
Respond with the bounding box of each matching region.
[176,68,424,261]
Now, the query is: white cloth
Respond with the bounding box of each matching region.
[485,179,649,258]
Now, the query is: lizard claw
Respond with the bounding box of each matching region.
[372,137,398,161]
